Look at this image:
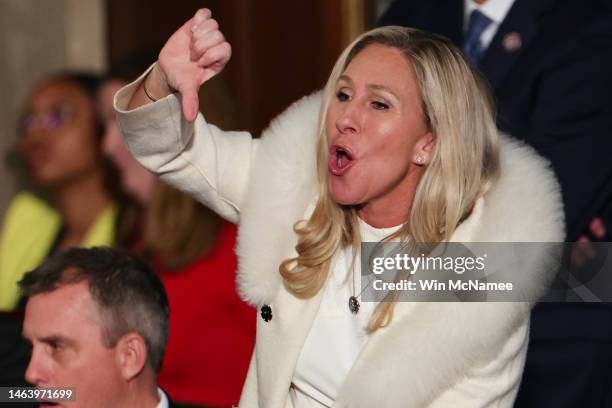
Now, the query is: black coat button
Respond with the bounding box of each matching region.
[260,304,272,322]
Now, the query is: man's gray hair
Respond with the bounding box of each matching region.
[19,247,169,372]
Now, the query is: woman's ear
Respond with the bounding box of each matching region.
[115,332,148,381]
[413,131,436,165]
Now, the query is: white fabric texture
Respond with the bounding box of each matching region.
[290,221,398,407]
[156,388,169,408]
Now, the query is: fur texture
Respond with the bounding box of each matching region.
[236,92,322,305]
[234,93,565,407]
[236,93,564,305]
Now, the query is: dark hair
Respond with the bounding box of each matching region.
[54,72,102,101]
[19,247,169,372]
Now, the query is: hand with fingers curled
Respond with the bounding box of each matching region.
[145,8,231,122]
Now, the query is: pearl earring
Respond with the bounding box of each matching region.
[416,155,423,164]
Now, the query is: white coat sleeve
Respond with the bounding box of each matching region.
[113,65,257,224]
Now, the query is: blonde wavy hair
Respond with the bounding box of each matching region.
[280,26,500,332]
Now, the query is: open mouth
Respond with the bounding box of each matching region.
[328,144,355,175]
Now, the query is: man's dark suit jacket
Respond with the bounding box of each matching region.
[380,1,612,407]
[380,0,612,242]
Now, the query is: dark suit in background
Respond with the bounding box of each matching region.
[379,0,612,406]
[380,0,612,242]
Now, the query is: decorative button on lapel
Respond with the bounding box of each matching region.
[260,304,272,322]
[502,32,522,52]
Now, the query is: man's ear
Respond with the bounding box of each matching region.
[413,131,436,165]
[115,332,148,381]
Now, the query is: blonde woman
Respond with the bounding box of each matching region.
[115,9,564,407]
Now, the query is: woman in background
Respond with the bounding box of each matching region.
[0,72,116,398]
[0,72,116,311]
[98,69,255,408]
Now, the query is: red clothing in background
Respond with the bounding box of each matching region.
[157,221,255,407]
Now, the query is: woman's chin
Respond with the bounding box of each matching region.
[329,188,359,206]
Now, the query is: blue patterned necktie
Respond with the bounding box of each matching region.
[463,9,493,63]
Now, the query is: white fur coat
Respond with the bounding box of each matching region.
[116,68,565,407]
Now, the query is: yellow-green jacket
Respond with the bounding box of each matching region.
[0,192,116,311]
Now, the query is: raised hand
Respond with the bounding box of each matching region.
[154,9,231,121]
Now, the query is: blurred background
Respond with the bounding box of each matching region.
[0,0,392,219]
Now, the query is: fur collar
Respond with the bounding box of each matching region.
[236,92,565,307]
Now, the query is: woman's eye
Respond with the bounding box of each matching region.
[336,91,350,102]
[372,101,390,110]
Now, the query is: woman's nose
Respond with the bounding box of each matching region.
[336,102,361,134]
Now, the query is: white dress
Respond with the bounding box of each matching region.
[290,220,400,407]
